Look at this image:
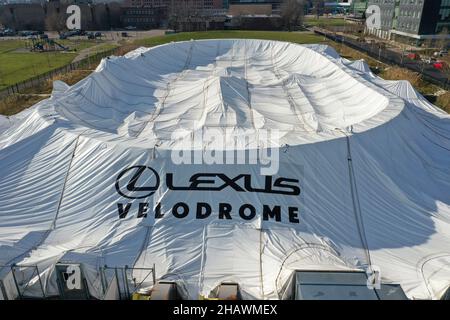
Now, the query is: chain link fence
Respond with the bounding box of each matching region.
[0,47,121,99]
[314,27,450,90]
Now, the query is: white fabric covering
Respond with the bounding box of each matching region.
[0,39,449,300]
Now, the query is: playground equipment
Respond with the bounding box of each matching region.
[29,37,69,52]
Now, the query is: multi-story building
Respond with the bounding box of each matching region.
[229,0,281,13]
[122,0,165,8]
[394,0,450,35]
[0,2,123,30]
[120,0,225,29]
[123,0,223,9]
[229,0,280,3]
[121,6,167,28]
[351,0,368,18]
[366,0,450,44]
[1,0,42,3]
[366,0,395,38]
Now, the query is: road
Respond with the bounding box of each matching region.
[0,29,166,42]
[314,28,450,89]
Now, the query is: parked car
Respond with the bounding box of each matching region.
[407,52,421,60]
[39,34,48,39]
[71,29,85,36]
[421,57,436,64]
[87,31,102,39]
[61,29,86,39]
[121,32,128,37]
[433,50,448,57]
[125,26,136,30]
[19,30,39,37]
[433,61,448,70]
[3,28,16,36]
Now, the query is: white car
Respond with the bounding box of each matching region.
[433,51,448,57]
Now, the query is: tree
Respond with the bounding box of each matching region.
[436,27,449,51]
[45,11,66,31]
[312,0,324,19]
[0,7,16,30]
[423,37,434,50]
[168,0,203,32]
[281,0,305,32]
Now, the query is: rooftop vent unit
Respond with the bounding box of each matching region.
[294,271,408,300]
[149,281,181,300]
[204,282,241,300]
[217,283,241,300]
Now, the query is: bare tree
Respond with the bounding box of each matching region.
[312,0,324,19]
[423,37,434,50]
[168,0,203,32]
[436,27,449,51]
[45,11,66,31]
[0,8,15,29]
[281,0,305,32]
[430,28,450,90]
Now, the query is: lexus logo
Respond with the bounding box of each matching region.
[115,166,160,199]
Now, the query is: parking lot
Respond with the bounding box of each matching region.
[0,29,165,41]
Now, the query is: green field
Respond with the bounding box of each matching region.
[88,43,118,55]
[304,17,348,27]
[0,31,324,92]
[0,39,107,90]
[134,31,327,47]
[1,30,448,115]
[0,31,329,114]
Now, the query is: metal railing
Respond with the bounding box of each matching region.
[0,264,46,300]
[313,27,450,90]
[0,47,121,99]
[0,263,156,300]
[100,265,156,300]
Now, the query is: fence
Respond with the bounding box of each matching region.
[0,47,121,99]
[0,263,156,300]
[314,28,450,90]
[0,264,46,300]
[100,265,156,300]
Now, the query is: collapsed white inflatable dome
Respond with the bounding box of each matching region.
[0,39,449,300]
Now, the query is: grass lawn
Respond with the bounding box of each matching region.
[304,17,348,27]
[0,51,78,90]
[0,39,108,90]
[0,40,28,54]
[89,43,119,55]
[1,30,448,115]
[1,32,324,91]
[134,30,327,47]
